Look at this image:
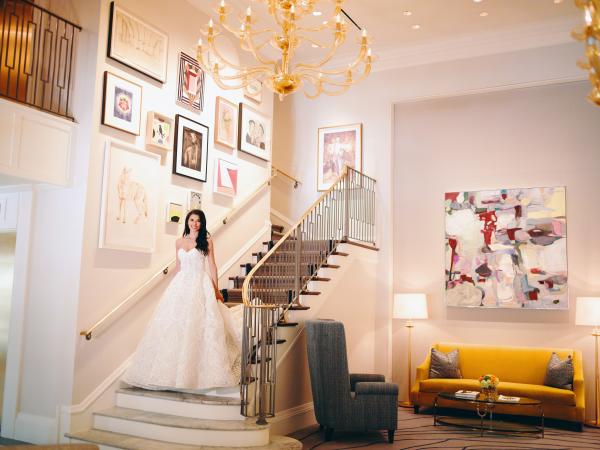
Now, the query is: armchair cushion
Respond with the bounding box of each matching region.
[355,382,399,396]
[350,373,385,391]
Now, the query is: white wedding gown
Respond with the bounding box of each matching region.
[123,247,244,391]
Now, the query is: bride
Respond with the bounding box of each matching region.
[123,209,243,391]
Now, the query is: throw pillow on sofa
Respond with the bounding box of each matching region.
[429,348,461,379]
[545,352,574,390]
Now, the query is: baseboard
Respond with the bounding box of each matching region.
[270,402,315,436]
[270,209,295,228]
[14,412,57,444]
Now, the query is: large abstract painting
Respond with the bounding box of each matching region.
[445,187,567,309]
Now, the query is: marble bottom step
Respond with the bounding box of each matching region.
[67,429,302,450]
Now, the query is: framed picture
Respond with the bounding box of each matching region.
[188,190,202,211]
[445,187,567,309]
[238,103,271,161]
[145,111,173,151]
[102,71,142,135]
[214,97,238,148]
[213,157,238,197]
[317,123,362,191]
[99,140,160,253]
[166,202,184,223]
[107,2,168,83]
[177,52,204,111]
[173,115,209,182]
[244,80,263,104]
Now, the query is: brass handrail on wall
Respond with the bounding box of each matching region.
[80,169,298,341]
[272,165,301,188]
[240,166,377,424]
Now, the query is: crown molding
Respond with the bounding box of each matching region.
[370,17,580,72]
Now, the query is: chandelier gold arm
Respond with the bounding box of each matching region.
[297,45,368,77]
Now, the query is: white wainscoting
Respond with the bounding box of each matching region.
[0,99,74,186]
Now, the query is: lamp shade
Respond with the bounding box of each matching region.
[576,297,600,327]
[393,293,428,320]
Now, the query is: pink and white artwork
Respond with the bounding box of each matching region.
[445,187,567,309]
[213,157,238,197]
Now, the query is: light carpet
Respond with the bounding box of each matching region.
[289,407,600,449]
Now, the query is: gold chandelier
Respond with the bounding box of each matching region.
[573,0,600,105]
[196,0,373,99]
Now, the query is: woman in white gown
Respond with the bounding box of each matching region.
[123,209,244,391]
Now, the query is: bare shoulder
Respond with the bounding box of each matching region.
[207,237,214,249]
[175,237,184,248]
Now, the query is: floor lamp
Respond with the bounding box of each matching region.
[393,293,428,408]
[576,296,600,428]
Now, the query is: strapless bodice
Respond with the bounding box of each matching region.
[177,247,205,274]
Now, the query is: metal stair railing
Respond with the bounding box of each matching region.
[241,166,377,424]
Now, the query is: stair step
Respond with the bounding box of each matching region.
[277,322,298,327]
[288,305,310,310]
[227,288,320,296]
[93,407,269,447]
[321,263,340,269]
[116,388,242,421]
[229,276,330,282]
[67,429,302,450]
[271,231,284,240]
[271,224,284,233]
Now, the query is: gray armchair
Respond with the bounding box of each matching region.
[305,319,398,443]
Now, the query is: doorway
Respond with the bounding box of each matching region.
[0,232,16,422]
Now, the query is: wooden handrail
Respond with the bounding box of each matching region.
[79,168,298,340]
[272,165,301,188]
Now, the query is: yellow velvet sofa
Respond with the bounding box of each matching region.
[411,343,585,427]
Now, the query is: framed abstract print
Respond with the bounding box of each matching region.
[102,71,142,135]
[213,157,238,197]
[188,190,202,211]
[145,111,173,151]
[166,202,184,223]
[238,103,271,161]
[107,2,168,83]
[317,123,362,191]
[177,52,204,112]
[99,140,160,253]
[214,97,238,149]
[173,115,209,182]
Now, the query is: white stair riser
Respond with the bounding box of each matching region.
[116,393,244,421]
[68,439,120,450]
[94,415,269,447]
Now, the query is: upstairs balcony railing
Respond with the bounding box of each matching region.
[0,0,81,120]
[241,167,376,424]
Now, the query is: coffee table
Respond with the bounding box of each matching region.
[433,391,544,437]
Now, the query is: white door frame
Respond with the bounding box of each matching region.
[1,185,33,438]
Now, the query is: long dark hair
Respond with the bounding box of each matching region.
[183,209,209,255]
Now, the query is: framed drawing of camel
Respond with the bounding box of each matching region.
[99,140,161,252]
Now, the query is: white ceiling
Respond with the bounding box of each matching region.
[343,0,581,51]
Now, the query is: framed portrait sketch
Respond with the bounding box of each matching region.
[107,2,168,83]
[145,111,173,151]
[188,190,202,211]
[213,157,238,197]
[317,123,362,191]
[99,140,160,253]
[244,80,263,104]
[177,52,205,111]
[102,71,142,135]
[214,97,238,148]
[238,103,271,161]
[173,115,209,182]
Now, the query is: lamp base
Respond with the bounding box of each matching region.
[585,419,600,428]
[398,400,414,408]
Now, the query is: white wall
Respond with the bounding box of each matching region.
[271,41,586,411]
[393,80,600,418]
[72,0,274,418]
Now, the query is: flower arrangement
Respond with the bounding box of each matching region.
[479,374,500,389]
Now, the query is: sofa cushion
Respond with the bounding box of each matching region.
[429,348,461,379]
[419,378,576,406]
[545,353,574,390]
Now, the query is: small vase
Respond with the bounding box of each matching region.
[481,387,498,401]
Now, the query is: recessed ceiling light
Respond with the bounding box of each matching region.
[312,10,322,16]
[311,43,320,48]
[403,11,412,16]
[480,11,489,17]
[412,24,421,30]
[473,0,483,3]
[553,0,563,3]
[322,20,328,25]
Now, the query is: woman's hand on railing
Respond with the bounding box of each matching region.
[215,290,225,302]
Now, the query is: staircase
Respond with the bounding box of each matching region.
[65,386,301,449]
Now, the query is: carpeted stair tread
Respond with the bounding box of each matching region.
[116,387,241,406]
[271,224,284,233]
[66,429,302,450]
[94,407,269,430]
